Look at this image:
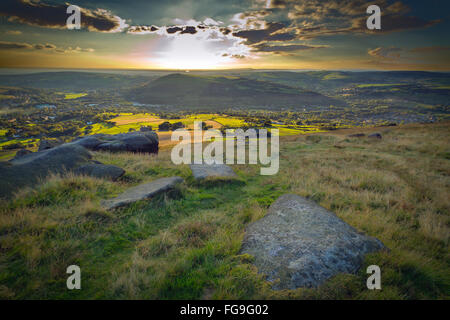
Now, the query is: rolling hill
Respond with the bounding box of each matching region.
[125,73,344,110]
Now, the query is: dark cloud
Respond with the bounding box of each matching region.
[166,26,183,34]
[232,22,295,45]
[127,25,159,34]
[0,0,127,32]
[264,0,441,39]
[0,41,32,49]
[222,53,246,59]
[252,43,327,54]
[180,26,197,34]
[0,40,94,53]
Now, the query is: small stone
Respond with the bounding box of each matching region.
[368,133,382,139]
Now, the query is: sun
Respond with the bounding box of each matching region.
[152,35,232,70]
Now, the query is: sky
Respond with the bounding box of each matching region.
[0,0,449,70]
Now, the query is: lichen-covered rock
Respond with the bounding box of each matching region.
[241,194,385,289]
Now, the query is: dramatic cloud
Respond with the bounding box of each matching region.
[0,0,128,33]
[368,47,402,59]
[262,0,440,39]
[0,41,32,50]
[0,41,94,53]
[232,22,295,45]
[252,43,328,54]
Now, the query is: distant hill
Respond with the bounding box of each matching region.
[241,70,450,93]
[125,73,344,109]
[0,71,157,90]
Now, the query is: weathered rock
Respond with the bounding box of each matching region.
[38,139,63,151]
[72,136,103,150]
[190,164,237,180]
[72,131,158,154]
[368,133,382,139]
[101,176,183,210]
[13,149,32,159]
[241,194,385,290]
[0,144,92,198]
[74,163,125,181]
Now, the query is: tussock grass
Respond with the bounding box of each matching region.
[0,122,449,299]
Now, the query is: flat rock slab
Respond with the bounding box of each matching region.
[190,164,237,180]
[241,194,385,290]
[101,176,183,210]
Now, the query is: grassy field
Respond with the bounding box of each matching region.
[64,93,88,100]
[0,122,448,299]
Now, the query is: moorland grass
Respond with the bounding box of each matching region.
[0,122,448,299]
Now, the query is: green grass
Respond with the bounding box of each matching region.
[214,116,246,127]
[64,93,88,100]
[0,122,449,299]
[323,72,348,80]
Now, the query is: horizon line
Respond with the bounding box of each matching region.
[0,66,449,73]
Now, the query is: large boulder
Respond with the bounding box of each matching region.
[72,136,103,150]
[0,144,92,198]
[72,131,158,154]
[74,163,125,181]
[241,194,385,289]
[101,176,183,210]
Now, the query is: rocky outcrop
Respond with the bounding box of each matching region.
[190,164,237,180]
[72,131,159,154]
[0,144,92,198]
[101,176,183,210]
[241,194,385,289]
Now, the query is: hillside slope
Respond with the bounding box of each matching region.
[0,122,448,299]
[126,73,344,109]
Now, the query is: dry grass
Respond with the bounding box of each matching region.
[0,121,448,299]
